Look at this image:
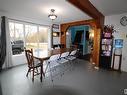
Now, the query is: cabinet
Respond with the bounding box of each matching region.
[99,26,114,69]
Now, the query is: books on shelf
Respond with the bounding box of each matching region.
[104,32,111,38]
[102,39,112,45]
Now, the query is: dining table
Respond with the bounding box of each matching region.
[33,48,76,82]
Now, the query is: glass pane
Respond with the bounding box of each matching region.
[38,26,48,50]
[9,22,24,55]
[9,22,15,42]
[25,25,38,50]
[15,23,24,40]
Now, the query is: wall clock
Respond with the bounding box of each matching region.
[120,16,127,26]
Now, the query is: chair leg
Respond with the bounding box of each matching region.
[69,60,72,71]
[32,68,34,82]
[49,63,53,82]
[26,68,30,77]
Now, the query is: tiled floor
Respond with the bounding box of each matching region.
[0,59,127,95]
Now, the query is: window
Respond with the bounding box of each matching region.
[38,26,48,50]
[9,22,24,42]
[9,22,24,55]
[25,25,38,50]
[9,21,49,55]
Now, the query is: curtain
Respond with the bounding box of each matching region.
[0,16,12,70]
[0,16,6,71]
[0,82,2,95]
[0,17,1,71]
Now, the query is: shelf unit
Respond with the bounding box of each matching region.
[52,24,60,45]
[99,26,114,69]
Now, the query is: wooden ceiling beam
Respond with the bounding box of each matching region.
[67,0,104,28]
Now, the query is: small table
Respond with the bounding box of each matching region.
[33,48,76,82]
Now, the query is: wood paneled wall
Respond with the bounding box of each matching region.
[60,19,96,46]
[60,0,104,67]
[67,0,104,29]
[60,19,100,66]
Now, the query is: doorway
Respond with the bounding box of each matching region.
[66,25,94,61]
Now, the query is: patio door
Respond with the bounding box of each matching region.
[9,20,49,66]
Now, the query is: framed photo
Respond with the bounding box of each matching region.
[115,39,123,48]
[52,24,59,29]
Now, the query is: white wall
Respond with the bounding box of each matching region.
[0,11,51,25]
[12,53,27,66]
[105,13,127,72]
[66,30,71,48]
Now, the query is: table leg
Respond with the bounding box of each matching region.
[40,63,43,82]
[40,60,44,82]
[40,60,46,82]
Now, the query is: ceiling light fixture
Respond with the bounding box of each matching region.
[48,9,57,20]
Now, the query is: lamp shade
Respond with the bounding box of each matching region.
[48,9,57,20]
[48,14,57,20]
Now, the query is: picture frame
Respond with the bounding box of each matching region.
[52,24,59,29]
[115,39,123,48]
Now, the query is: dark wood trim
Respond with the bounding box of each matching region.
[60,20,101,66]
[60,19,96,47]
[67,0,104,28]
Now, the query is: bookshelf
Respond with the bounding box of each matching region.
[99,25,114,69]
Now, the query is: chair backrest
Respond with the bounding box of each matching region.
[70,50,77,56]
[25,49,34,67]
[60,52,69,58]
[49,54,60,62]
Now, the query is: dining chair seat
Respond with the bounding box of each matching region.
[58,52,69,64]
[67,56,76,60]
[57,58,68,63]
[44,54,60,73]
[66,50,77,60]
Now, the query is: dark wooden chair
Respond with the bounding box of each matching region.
[25,49,42,82]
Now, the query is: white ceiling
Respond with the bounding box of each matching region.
[0,0,91,24]
[89,0,127,16]
[0,0,127,24]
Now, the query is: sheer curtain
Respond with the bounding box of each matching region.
[2,16,13,69]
